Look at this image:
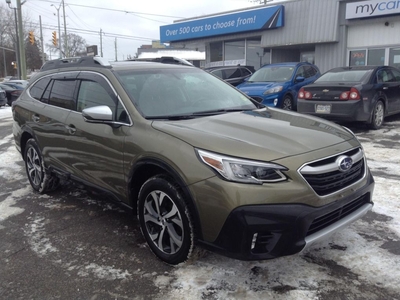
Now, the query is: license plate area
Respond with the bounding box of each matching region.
[315,104,331,114]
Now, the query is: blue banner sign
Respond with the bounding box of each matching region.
[160,5,284,43]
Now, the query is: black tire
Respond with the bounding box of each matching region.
[282,95,294,111]
[368,100,384,130]
[137,175,194,265]
[24,139,59,193]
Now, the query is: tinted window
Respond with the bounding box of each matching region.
[211,69,224,79]
[391,68,400,81]
[316,70,372,82]
[224,68,241,79]
[48,80,77,110]
[77,80,116,113]
[30,77,51,100]
[241,68,252,76]
[304,66,318,78]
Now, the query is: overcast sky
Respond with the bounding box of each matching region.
[15,0,266,61]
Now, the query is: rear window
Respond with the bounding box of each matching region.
[316,69,372,82]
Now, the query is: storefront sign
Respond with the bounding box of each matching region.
[160,5,284,43]
[346,0,400,19]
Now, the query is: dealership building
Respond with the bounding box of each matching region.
[160,0,400,72]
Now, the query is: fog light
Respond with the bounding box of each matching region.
[251,233,258,249]
[273,98,278,106]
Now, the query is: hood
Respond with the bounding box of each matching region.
[152,108,355,162]
[237,81,286,94]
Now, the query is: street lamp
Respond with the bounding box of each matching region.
[5,0,21,79]
[51,3,62,58]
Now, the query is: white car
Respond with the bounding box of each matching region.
[6,80,29,88]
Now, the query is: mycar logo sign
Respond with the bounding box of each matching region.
[160,5,284,43]
[346,0,400,19]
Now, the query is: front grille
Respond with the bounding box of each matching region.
[306,194,370,236]
[300,148,365,196]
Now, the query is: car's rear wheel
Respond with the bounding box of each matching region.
[24,139,59,193]
[137,175,194,265]
[282,95,294,110]
[368,100,384,130]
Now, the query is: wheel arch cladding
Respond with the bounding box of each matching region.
[128,158,203,240]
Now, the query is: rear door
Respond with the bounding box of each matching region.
[64,72,130,200]
[27,74,78,171]
[377,68,400,113]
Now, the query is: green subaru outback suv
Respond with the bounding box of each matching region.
[12,56,374,265]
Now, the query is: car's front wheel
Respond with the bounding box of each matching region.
[137,175,194,265]
[24,139,59,193]
[282,95,294,110]
[368,100,384,130]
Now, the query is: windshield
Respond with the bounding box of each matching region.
[116,68,257,118]
[248,66,295,82]
[316,69,372,83]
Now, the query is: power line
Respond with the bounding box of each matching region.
[32,0,184,19]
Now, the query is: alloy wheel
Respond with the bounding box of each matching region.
[143,190,184,254]
[26,146,43,187]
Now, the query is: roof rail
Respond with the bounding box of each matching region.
[128,56,194,66]
[40,56,112,71]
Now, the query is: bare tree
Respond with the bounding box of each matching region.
[46,32,87,58]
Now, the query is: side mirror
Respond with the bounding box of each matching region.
[82,105,113,122]
[295,76,305,83]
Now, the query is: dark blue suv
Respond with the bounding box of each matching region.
[237,62,320,110]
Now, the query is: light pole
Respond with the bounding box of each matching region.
[51,3,62,58]
[5,0,21,79]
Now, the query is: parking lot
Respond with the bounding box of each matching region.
[1,106,399,300]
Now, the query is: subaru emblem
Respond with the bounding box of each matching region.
[337,156,353,172]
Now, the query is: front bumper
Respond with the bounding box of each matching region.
[199,171,374,261]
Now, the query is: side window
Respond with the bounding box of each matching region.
[391,69,400,81]
[295,66,306,78]
[241,68,252,76]
[212,70,224,79]
[304,66,318,78]
[29,77,51,100]
[77,80,116,114]
[224,68,241,79]
[48,80,77,110]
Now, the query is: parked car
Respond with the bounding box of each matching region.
[6,79,29,88]
[237,62,320,110]
[0,83,23,106]
[2,75,18,82]
[0,87,7,107]
[13,56,374,265]
[297,65,400,129]
[205,65,255,86]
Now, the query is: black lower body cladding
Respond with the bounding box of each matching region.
[201,172,374,261]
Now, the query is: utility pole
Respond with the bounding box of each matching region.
[13,7,21,79]
[115,38,117,62]
[62,0,68,57]
[100,29,103,57]
[52,3,62,58]
[16,0,26,79]
[39,16,45,64]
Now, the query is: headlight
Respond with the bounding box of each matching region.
[196,149,288,184]
[263,86,283,95]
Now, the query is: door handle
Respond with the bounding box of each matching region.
[32,115,40,122]
[66,124,76,135]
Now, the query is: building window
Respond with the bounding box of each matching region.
[246,38,267,70]
[210,42,223,63]
[368,49,385,65]
[389,48,400,69]
[349,50,366,66]
[224,40,245,66]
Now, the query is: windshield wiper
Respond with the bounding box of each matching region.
[146,114,196,120]
[192,108,253,116]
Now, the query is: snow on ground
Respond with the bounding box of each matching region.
[0,107,399,298]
